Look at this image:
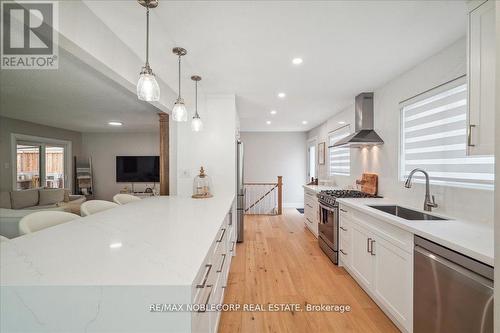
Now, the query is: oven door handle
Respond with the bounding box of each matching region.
[319,203,337,225]
[319,203,336,212]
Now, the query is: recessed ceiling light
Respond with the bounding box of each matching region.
[270,110,277,115]
[108,121,123,126]
[338,121,346,125]
[266,120,272,125]
[277,92,286,99]
[292,57,303,65]
[109,242,122,249]
[302,120,308,125]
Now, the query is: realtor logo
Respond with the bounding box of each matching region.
[1,1,58,69]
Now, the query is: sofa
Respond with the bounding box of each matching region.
[0,188,86,238]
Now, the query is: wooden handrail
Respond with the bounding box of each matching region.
[244,176,283,215]
[244,184,278,212]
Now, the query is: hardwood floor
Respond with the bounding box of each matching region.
[219,209,399,333]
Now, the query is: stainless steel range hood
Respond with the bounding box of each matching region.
[330,92,384,148]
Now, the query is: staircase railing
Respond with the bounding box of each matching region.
[244,176,282,215]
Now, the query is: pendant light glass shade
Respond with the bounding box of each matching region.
[172,47,188,122]
[172,98,188,122]
[137,67,160,101]
[137,3,160,101]
[191,116,203,131]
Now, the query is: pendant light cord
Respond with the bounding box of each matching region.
[178,55,182,99]
[145,7,150,66]
[195,80,198,117]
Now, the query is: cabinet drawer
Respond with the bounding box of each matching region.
[339,204,352,219]
[340,230,350,248]
[339,247,349,264]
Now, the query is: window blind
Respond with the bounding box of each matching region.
[329,125,351,176]
[400,77,494,189]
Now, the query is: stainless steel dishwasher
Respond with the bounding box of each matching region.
[414,236,493,333]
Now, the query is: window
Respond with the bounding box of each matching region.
[328,125,351,176]
[12,134,71,190]
[16,144,41,189]
[307,141,316,179]
[400,77,494,189]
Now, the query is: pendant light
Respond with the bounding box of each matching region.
[191,75,203,132]
[136,0,160,101]
[172,47,188,122]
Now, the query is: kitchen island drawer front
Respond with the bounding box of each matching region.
[351,209,413,253]
[192,211,233,298]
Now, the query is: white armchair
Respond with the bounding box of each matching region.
[19,211,80,235]
[113,194,141,205]
[80,200,119,217]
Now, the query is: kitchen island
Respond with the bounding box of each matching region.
[0,194,237,332]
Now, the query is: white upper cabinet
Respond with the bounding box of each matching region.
[467,0,495,155]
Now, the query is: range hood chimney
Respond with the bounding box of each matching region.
[330,92,384,148]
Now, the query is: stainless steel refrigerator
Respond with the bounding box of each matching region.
[236,140,245,242]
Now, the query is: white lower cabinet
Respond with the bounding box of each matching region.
[338,214,351,268]
[350,221,375,290]
[372,236,412,331]
[339,204,413,333]
[192,207,235,333]
[303,188,319,237]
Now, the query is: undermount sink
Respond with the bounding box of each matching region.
[368,205,448,221]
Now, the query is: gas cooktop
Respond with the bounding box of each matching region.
[317,189,380,207]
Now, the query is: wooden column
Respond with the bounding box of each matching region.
[277,176,283,215]
[159,113,169,195]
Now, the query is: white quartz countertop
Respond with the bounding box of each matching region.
[337,198,494,266]
[303,184,341,193]
[0,193,235,286]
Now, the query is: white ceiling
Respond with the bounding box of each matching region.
[0,1,467,134]
[85,0,467,132]
[0,48,161,132]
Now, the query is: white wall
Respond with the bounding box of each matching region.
[240,132,307,207]
[81,131,178,201]
[176,94,238,198]
[308,37,494,224]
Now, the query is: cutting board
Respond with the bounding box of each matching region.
[360,173,378,196]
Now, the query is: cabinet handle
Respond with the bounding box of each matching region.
[306,204,313,208]
[370,239,376,256]
[340,249,347,255]
[306,217,312,224]
[216,228,226,242]
[230,241,236,252]
[197,284,214,313]
[367,237,372,253]
[228,211,233,225]
[468,124,476,147]
[196,264,212,288]
[217,254,227,273]
[339,226,347,231]
[340,208,348,213]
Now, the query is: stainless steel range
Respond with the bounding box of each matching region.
[317,190,379,264]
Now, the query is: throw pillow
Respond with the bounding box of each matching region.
[39,188,65,206]
[10,189,39,209]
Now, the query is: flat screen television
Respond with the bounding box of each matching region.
[116,156,160,182]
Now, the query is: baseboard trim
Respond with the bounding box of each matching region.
[283,202,304,208]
